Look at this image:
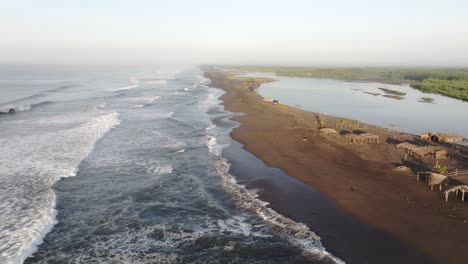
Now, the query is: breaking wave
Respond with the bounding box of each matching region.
[0,112,120,264]
[201,78,343,263]
[112,78,140,91]
[0,101,55,114]
[128,96,161,108]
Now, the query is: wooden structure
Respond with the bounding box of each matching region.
[344,133,379,144]
[412,146,449,159]
[412,146,437,158]
[396,142,418,152]
[319,128,338,137]
[427,173,449,190]
[444,185,468,202]
[396,142,449,159]
[421,132,465,144]
[417,172,449,190]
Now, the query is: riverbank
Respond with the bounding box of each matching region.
[205,70,468,264]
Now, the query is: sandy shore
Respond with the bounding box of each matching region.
[205,70,468,264]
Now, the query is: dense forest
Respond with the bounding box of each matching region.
[226,66,468,101]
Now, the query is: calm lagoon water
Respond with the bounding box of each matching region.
[243,72,468,138]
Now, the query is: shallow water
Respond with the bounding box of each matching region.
[0,65,340,263]
[241,72,468,138]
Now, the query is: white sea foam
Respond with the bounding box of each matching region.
[0,112,119,264]
[111,78,140,91]
[127,96,161,108]
[141,111,174,119]
[211,153,343,263]
[203,84,344,263]
[205,124,216,130]
[145,80,167,85]
[198,87,224,112]
[0,103,32,113]
[144,131,186,150]
[145,160,173,175]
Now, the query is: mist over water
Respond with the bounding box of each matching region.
[0,65,340,264]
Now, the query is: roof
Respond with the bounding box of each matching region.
[428,173,448,185]
[412,146,436,156]
[396,142,418,150]
[320,128,338,134]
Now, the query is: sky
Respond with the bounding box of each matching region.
[1,0,468,66]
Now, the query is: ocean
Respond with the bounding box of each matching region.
[0,65,340,264]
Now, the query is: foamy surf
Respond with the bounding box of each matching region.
[0,112,119,264]
[207,138,343,263]
[202,81,344,263]
[145,80,167,85]
[111,78,140,91]
[4,66,346,264]
[127,96,161,108]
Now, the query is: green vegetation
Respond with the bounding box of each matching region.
[224,66,468,102]
[433,164,448,174]
[276,104,289,110]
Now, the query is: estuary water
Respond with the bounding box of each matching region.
[243,72,468,139]
[0,65,340,264]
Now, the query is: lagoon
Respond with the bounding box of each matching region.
[242,73,468,139]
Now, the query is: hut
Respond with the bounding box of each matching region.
[427,173,449,190]
[411,146,448,159]
[438,133,465,143]
[421,132,465,143]
[396,142,418,153]
[412,146,435,158]
[319,128,338,137]
[262,98,274,103]
[397,143,449,159]
[344,133,379,144]
[444,185,468,202]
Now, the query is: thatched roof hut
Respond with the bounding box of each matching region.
[319,128,338,136]
[411,146,448,159]
[344,133,379,144]
[421,132,465,143]
[396,142,418,152]
[427,173,449,190]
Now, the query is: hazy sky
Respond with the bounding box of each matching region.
[1,0,467,66]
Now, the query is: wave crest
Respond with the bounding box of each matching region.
[0,112,120,264]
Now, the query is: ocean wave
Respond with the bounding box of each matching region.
[145,160,173,175]
[209,144,343,263]
[0,112,120,264]
[141,111,174,119]
[0,101,55,114]
[203,84,344,263]
[145,80,167,85]
[145,130,186,150]
[111,78,140,91]
[43,85,72,93]
[127,96,161,108]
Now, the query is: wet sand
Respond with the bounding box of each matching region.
[206,70,468,264]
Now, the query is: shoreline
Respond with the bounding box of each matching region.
[205,70,468,264]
